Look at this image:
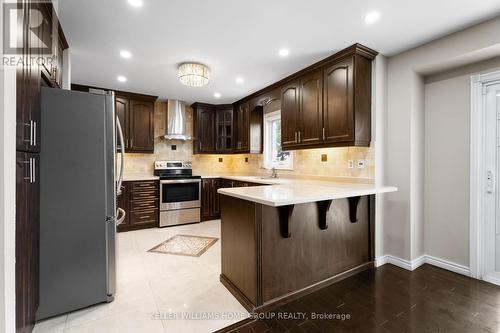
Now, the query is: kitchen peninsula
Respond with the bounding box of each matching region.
[218,179,396,311]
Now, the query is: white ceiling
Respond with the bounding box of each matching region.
[59,0,500,104]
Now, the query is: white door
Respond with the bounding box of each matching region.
[484,83,500,285]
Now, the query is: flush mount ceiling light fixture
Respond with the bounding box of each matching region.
[177,63,210,87]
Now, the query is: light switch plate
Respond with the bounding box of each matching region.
[348,160,354,169]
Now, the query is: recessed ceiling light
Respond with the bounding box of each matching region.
[128,0,143,8]
[364,11,380,24]
[117,75,127,83]
[235,77,244,84]
[120,50,132,59]
[214,92,221,98]
[279,48,290,57]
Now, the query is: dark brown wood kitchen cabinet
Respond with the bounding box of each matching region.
[16,152,40,333]
[192,101,262,154]
[235,102,250,151]
[193,103,216,153]
[39,3,68,88]
[128,99,155,152]
[118,180,159,232]
[323,57,354,144]
[115,94,156,153]
[280,49,374,150]
[215,105,234,152]
[201,178,221,221]
[298,70,323,146]
[280,81,301,149]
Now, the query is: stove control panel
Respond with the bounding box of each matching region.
[154,160,192,170]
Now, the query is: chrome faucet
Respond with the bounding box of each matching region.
[271,167,278,178]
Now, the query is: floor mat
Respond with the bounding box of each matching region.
[148,234,218,257]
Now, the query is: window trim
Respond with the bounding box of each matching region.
[263,110,294,170]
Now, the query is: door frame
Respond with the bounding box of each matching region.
[470,70,500,281]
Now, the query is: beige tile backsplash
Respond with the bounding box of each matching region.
[123,102,375,181]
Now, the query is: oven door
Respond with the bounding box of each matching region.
[160,179,201,211]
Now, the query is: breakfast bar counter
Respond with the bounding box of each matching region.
[217,180,397,312]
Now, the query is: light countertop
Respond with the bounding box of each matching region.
[217,176,397,206]
[122,173,159,181]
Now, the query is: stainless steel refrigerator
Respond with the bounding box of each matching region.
[37,87,124,320]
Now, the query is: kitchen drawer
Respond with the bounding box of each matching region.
[131,181,158,190]
[131,199,158,211]
[130,209,158,226]
[131,190,157,201]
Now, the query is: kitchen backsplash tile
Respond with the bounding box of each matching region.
[123,102,375,181]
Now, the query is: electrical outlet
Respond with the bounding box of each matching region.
[245,157,248,163]
[321,154,327,162]
[171,144,177,151]
[357,160,365,169]
[218,158,223,163]
[348,160,354,169]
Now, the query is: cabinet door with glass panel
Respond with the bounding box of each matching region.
[263,111,293,170]
[215,106,234,152]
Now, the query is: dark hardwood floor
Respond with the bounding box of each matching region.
[218,264,500,333]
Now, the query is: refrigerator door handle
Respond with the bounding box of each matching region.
[116,118,125,194]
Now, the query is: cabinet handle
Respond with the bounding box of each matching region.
[32,158,36,183]
[23,121,33,145]
[322,127,325,141]
[294,132,297,143]
[298,131,301,143]
[33,121,37,146]
[21,160,32,182]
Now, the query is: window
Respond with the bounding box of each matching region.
[263,111,293,170]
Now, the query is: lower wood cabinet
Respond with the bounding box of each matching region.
[16,152,40,333]
[201,178,221,221]
[202,178,264,221]
[118,180,159,232]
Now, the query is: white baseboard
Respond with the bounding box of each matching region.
[375,254,470,276]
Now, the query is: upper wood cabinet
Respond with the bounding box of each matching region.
[235,102,250,151]
[323,58,354,143]
[192,103,216,153]
[280,48,375,150]
[234,102,263,154]
[215,105,234,152]
[128,100,155,152]
[281,71,323,150]
[39,3,68,88]
[280,82,300,149]
[235,44,376,151]
[115,93,156,153]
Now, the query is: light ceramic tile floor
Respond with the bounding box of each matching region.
[33,220,249,333]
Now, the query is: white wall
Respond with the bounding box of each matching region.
[372,55,388,259]
[385,16,500,263]
[424,57,500,267]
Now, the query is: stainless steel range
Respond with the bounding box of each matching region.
[154,161,201,227]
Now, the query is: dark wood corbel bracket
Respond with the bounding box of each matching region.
[277,205,294,238]
[348,196,361,223]
[316,200,333,230]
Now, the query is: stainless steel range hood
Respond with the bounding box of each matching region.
[164,100,192,140]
